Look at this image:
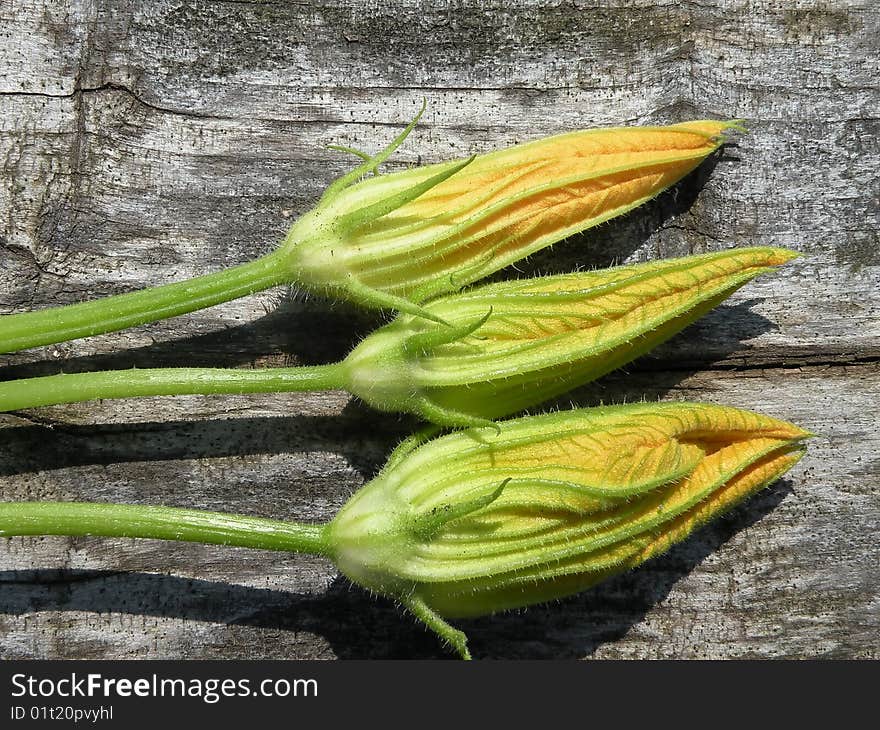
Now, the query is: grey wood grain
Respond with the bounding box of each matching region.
[0,0,877,659]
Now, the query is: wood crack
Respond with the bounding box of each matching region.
[637,354,880,375]
[0,570,128,586]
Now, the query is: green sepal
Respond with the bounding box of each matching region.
[319,99,427,205]
[416,397,499,431]
[336,154,476,233]
[411,479,509,540]
[326,144,373,164]
[403,308,492,354]
[402,593,471,660]
[382,426,444,475]
[343,276,450,324]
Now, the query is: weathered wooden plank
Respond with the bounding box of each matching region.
[0,0,878,659]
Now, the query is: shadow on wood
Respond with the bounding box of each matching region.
[0,409,415,480]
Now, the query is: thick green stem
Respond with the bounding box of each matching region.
[0,363,347,411]
[0,250,290,354]
[0,502,330,555]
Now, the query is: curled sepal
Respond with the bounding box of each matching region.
[411,479,508,540]
[340,247,799,424]
[318,99,427,204]
[281,115,743,313]
[335,155,477,234]
[325,402,810,657]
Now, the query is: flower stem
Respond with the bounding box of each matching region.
[0,250,290,354]
[0,501,330,555]
[0,363,347,411]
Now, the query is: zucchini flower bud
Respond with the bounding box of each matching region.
[342,246,798,426]
[327,402,810,658]
[0,248,797,425]
[0,403,809,658]
[0,109,740,353]
[281,108,741,318]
